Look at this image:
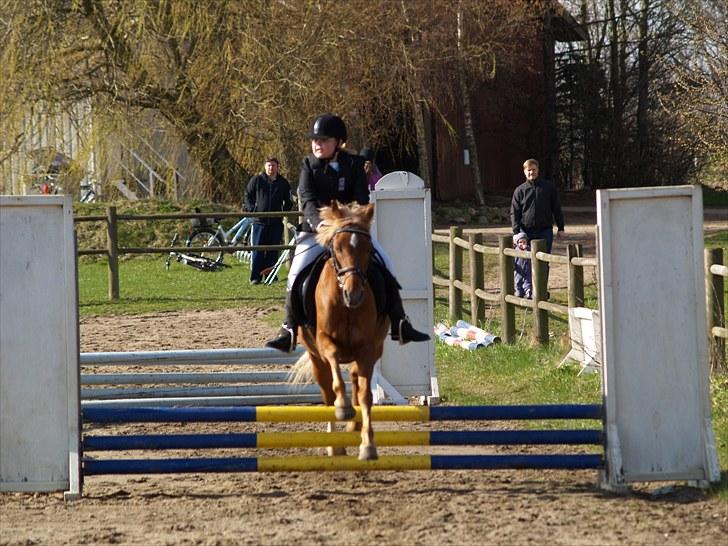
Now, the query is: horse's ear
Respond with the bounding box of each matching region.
[330,200,345,219]
[362,203,374,224]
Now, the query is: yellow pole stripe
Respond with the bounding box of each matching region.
[255,406,431,422]
[258,455,432,472]
[256,431,431,448]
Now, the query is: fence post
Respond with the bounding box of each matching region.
[498,234,515,344]
[705,247,725,372]
[531,238,549,345]
[106,206,120,300]
[567,243,584,308]
[449,226,463,321]
[469,232,484,326]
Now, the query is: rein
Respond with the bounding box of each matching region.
[328,227,372,288]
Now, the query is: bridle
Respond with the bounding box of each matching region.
[328,227,372,289]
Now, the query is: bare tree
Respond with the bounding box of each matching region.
[556,0,706,188]
[0,0,536,202]
[658,0,728,184]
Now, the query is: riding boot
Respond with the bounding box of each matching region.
[265,293,297,353]
[383,269,430,344]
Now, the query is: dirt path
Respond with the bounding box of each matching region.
[1,212,726,546]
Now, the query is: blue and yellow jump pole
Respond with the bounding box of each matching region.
[82,404,603,423]
[81,404,605,476]
[84,429,603,451]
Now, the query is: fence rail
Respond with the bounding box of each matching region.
[74,206,300,299]
[432,227,726,370]
[433,228,590,345]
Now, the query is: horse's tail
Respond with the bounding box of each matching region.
[287,350,314,386]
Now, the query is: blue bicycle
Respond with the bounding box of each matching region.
[185,214,253,265]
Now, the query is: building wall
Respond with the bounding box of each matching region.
[432,44,547,202]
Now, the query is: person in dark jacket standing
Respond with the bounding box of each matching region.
[245,157,293,284]
[265,113,429,353]
[510,158,564,292]
[510,158,564,253]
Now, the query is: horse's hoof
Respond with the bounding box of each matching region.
[335,406,356,421]
[358,445,378,461]
[327,446,346,457]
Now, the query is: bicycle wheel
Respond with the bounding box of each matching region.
[186,228,225,263]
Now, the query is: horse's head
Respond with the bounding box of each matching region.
[316,201,375,308]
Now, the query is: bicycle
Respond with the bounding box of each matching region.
[185,212,253,265]
[165,234,231,272]
[258,223,297,284]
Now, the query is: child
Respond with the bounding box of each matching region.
[513,232,532,299]
[265,114,429,352]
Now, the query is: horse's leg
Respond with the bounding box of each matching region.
[345,369,361,436]
[309,353,345,456]
[355,360,378,461]
[330,357,355,421]
[318,346,355,421]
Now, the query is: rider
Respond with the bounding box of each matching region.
[265,113,430,352]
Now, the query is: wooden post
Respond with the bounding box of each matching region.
[531,238,549,345]
[499,234,515,344]
[449,226,463,321]
[469,232,484,326]
[705,247,725,372]
[568,243,584,308]
[283,215,291,245]
[106,206,119,301]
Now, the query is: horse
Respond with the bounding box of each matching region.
[290,200,389,461]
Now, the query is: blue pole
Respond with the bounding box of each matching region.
[83,429,603,451]
[429,404,603,420]
[83,454,604,475]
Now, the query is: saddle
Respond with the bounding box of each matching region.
[290,252,388,331]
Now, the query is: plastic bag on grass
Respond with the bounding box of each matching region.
[434,320,500,350]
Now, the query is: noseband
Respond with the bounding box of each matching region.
[328,227,372,288]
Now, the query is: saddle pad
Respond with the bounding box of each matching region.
[291,254,387,330]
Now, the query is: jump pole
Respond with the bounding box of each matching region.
[83,429,604,451]
[82,404,602,423]
[81,403,605,476]
[84,454,604,476]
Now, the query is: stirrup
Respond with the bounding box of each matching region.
[265,325,296,353]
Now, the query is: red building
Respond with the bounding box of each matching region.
[427,4,586,201]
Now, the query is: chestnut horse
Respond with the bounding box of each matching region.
[291,200,389,460]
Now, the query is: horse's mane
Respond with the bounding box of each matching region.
[315,201,373,247]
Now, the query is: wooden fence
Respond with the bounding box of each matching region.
[432,227,597,345]
[433,226,726,370]
[74,206,299,300]
[73,211,726,370]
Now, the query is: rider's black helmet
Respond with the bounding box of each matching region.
[308,114,347,142]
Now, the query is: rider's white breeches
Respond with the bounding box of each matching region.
[287,231,394,290]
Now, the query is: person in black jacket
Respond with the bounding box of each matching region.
[510,158,565,253]
[265,113,429,352]
[510,158,565,292]
[244,157,293,284]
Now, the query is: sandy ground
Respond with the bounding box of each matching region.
[1,211,727,546]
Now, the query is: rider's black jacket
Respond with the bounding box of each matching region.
[298,150,369,232]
